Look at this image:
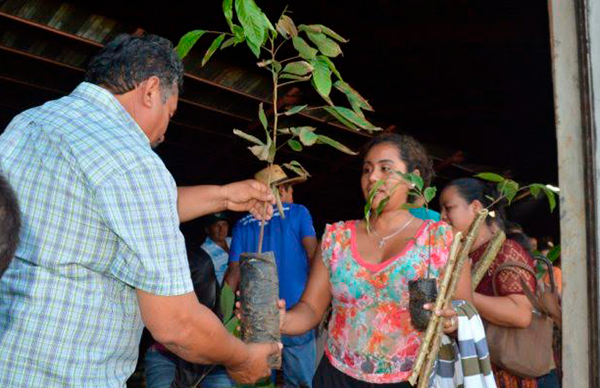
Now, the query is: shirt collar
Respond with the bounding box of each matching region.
[70,82,150,146]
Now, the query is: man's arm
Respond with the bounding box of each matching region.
[301,236,318,267]
[223,261,241,292]
[177,180,274,223]
[137,290,279,383]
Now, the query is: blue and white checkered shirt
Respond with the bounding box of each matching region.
[0,82,193,387]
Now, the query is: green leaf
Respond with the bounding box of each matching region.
[288,139,303,151]
[474,172,505,183]
[319,56,343,81]
[235,0,273,58]
[334,81,374,115]
[424,186,437,203]
[277,15,298,38]
[202,34,226,67]
[176,30,206,59]
[284,105,308,116]
[223,0,234,30]
[401,203,421,210]
[298,24,322,33]
[279,73,312,81]
[500,179,519,204]
[317,134,357,155]
[543,187,557,212]
[323,106,358,129]
[323,106,381,131]
[224,316,240,335]
[249,144,270,161]
[233,129,263,145]
[547,245,561,262]
[282,160,310,177]
[277,127,291,134]
[282,61,313,76]
[292,36,318,60]
[221,37,236,50]
[220,283,235,321]
[375,196,390,218]
[306,31,342,57]
[258,102,268,130]
[529,183,545,199]
[315,24,348,43]
[232,25,245,43]
[257,59,273,68]
[311,56,332,100]
[299,127,318,146]
[408,174,424,191]
[272,60,282,73]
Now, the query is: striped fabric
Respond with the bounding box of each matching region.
[0,82,193,387]
[433,301,497,388]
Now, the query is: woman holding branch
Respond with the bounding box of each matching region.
[278,133,472,387]
[439,178,538,388]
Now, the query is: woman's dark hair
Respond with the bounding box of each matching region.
[447,177,507,228]
[507,232,533,256]
[364,133,434,187]
[85,34,184,102]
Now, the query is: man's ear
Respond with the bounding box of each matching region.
[140,76,161,108]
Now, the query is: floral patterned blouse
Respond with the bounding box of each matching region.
[322,220,453,383]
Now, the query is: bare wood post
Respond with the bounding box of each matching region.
[408,231,462,385]
[471,230,506,289]
[417,323,444,388]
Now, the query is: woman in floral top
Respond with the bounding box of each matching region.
[279,133,473,387]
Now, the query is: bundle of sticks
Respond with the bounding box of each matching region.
[408,209,506,387]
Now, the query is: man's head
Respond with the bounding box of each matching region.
[0,174,20,278]
[204,212,229,244]
[278,183,294,204]
[85,34,184,147]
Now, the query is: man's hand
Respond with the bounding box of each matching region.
[223,180,275,220]
[226,342,282,384]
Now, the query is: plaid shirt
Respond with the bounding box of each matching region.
[0,82,193,387]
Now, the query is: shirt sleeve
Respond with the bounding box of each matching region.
[94,161,193,296]
[297,205,316,239]
[229,220,243,263]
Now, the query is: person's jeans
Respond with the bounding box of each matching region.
[537,369,561,388]
[144,348,177,388]
[201,366,236,388]
[281,333,317,388]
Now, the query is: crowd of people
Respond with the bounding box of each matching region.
[0,32,562,388]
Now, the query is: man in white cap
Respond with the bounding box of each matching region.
[225,165,318,388]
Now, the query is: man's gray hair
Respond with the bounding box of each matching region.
[85,34,184,103]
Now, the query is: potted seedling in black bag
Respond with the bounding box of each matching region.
[176,0,381,372]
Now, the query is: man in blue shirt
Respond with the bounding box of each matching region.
[226,165,318,388]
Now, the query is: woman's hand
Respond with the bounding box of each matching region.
[423,303,459,334]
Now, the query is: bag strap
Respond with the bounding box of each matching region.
[532,254,557,294]
[491,262,543,312]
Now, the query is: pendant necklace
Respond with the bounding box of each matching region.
[372,216,414,248]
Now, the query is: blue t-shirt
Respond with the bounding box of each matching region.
[410,207,441,222]
[230,203,316,309]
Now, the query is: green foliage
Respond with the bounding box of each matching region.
[176,30,206,59]
[282,160,310,177]
[475,173,558,212]
[180,1,378,187]
[547,245,561,263]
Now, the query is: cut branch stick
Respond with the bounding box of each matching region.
[471,230,506,289]
[417,322,444,388]
[408,231,462,385]
[409,209,489,386]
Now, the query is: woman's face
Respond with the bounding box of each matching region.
[361,142,411,211]
[439,185,478,233]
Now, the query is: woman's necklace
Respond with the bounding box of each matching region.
[372,216,415,248]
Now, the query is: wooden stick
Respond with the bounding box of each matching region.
[410,210,489,386]
[417,322,444,388]
[471,230,506,289]
[408,231,462,385]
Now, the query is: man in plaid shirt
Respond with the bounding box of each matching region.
[0,34,280,387]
